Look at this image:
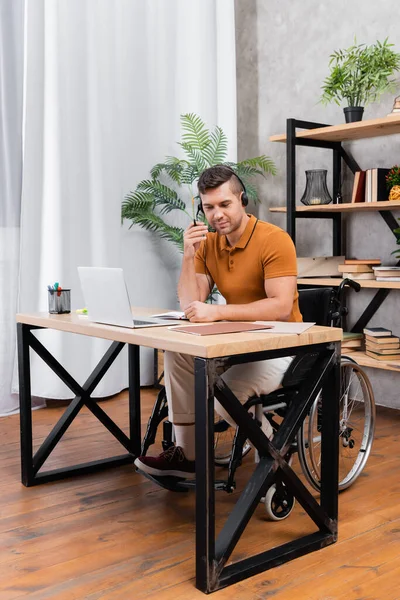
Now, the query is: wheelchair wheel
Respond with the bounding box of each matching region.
[298,358,375,492]
[214,416,251,466]
[264,483,295,520]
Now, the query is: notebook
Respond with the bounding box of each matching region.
[171,322,274,336]
[77,267,179,328]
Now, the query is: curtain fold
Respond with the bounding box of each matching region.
[5,0,237,411]
[0,0,26,415]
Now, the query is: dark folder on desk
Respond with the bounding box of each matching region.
[172,322,273,336]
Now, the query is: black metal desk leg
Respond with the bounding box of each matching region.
[128,344,141,457]
[195,357,217,593]
[320,341,341,531]
[17,323,34,486]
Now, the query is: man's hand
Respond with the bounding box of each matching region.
[184,301,220,322]
[183,222,208,258]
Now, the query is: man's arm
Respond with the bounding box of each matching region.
[184,276,297,322]
[178,223,213,310]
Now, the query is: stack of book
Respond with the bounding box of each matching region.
[342,332,363,353]
[372,266,400,282]
[338,259,381,280]
[351,168,390,203]
[364,327,400,361]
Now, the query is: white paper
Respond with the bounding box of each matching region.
[252,321,316,334]
[151,311,188,320]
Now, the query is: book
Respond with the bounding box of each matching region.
[171,322,274,336]
[376,277,400,281]
[366,339,400,350]
[366,350,400,361]
[363,327,392,337]
[342,339,363,348]
[344,259,381,265]
[338,264,373,273]
[343,332,363,340]
[297,256,345,277]
[365,346,400,355]
[151,311,188,320]
[351,171,366,203]
[365,334,399,344]
[365,169,372,202]
[341,272,375,280]
[371,168,390,202]
[372,266,400,276]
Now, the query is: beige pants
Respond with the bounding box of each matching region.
[164,351,293,424]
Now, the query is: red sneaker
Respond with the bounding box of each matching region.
[134,446,195,479]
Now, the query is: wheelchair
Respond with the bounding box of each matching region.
[140,279,375,520]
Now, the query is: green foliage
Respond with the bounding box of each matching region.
[320,38,400,107]
[121,113,276,251]
[392,219,400,259]
[386,165,400,190]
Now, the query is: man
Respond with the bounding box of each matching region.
[134,164,302,479]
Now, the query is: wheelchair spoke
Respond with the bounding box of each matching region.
[298,360,375,492]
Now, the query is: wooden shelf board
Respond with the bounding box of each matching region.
[269,200,400,213]
[269,115,400,143]
[298,278,400,290]
[344,350,400,372]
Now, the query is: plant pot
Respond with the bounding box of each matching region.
[343,106,364,123]
[389,185,400,201]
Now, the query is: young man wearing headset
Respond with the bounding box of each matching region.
[135,164,302,479]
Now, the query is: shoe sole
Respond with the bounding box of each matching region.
[134,458,196,479]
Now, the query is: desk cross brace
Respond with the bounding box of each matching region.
[17,323,141,486]
[194,342,340,593]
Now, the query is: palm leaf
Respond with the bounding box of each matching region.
[180,164,200,185]
[179,143,208,174]
[121,191,155,220]
[180,113,211,152]
[237,156,277,176]
[202,126,228,166]
[242,181,258,203]
[150,157,190,184]
[126,210,184,252]
[137,180,185,210]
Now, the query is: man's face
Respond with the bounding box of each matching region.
[200,181,247,237]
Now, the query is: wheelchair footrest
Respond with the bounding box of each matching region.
[136,468,232,493]
[135,468,189,492]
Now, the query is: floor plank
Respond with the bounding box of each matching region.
[0,390,400,599]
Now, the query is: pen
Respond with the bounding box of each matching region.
[192,196,196,226]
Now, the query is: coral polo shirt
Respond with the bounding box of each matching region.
[194,214,302,322]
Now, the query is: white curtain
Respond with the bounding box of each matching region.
[4,0,237,412]
[0,0,26,416]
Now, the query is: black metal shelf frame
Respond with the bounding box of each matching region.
[286,118,400,332]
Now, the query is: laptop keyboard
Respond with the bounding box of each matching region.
[133,319,156,326]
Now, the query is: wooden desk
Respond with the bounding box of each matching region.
[16,310,342,593]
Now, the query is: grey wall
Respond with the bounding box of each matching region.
[235,0,400,408]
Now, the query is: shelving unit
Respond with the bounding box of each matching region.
[269,116,400,369]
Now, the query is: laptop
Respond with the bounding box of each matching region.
[77,266,174,328]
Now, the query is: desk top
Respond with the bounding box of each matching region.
[16,309,342,359]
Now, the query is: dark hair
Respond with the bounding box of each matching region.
[197,165,243,198]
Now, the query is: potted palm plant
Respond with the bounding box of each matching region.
[320,38,400,123]
[121,113,276,251]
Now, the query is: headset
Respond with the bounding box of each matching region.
[196,167,249,217]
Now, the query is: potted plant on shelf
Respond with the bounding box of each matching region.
[320,38,400,123]
[121,113,276,252]
[387,165,400,201]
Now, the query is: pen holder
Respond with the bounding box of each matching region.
[48,289,71,314]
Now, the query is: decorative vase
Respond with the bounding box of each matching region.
[389,185,400,201]
[300,170,333,206]
[343,106,364,123]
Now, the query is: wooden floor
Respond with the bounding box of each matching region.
[1,389,400,600]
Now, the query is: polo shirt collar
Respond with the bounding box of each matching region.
[219,214,257,251]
